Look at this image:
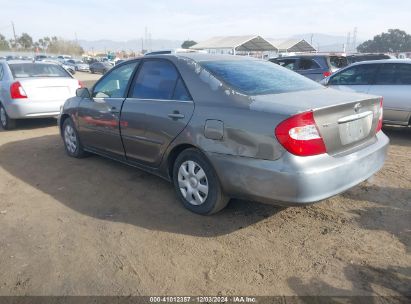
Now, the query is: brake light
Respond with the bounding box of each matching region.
[376,98,383,133]
[275,111,327,156]
[323,71,332,77]
[78,80,84,88]
[10,82,27,99]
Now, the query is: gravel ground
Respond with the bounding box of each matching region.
[0,94,409,298]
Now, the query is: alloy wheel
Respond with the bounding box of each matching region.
[0,106,7,127]
[64,124,77,154]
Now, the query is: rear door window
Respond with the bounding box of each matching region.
[274,59,298,70]
[376,63,411,85]
[396,64,411,85]
[131,60,181,100]
[329,64,378,85]
[374,64,397,85]
[298,58,321,70]
[329,56,348,69]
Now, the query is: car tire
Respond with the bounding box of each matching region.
[90,69,94,74]
[172,148,229,215]
[0,103,16,130]
[62,118,87,158]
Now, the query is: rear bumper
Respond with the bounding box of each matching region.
[207,132,389,206]
[5,99,66,119]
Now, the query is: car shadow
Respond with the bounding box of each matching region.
[0,118,57,132]
[342,184,411,253]
[0,134,282,237]
[287,264,411,299]
[382,125,411,147]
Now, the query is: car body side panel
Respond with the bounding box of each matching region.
[367,85,411,125]
[206,132,389,204]
[120,98,195,166]
[76,97,125,159]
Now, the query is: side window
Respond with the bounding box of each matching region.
[173,78,191,101]
[374,64,396,85]
[329,64,378,85]
[131,60,179,100]
[0,65,3,80]
[394,64,411,85]
[92,61,138,98]
[276,59,297,70]
[298,59,320,70]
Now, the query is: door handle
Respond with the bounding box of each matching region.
[109,106,119,114]
[168,112,185,119]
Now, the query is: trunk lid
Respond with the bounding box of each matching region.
[18,78,78,101]
[251,88,382,155]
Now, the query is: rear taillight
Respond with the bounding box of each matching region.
[275,111,327,156]
[78,80,84,88]
[376,98,383,133]
[10,81,27,99]
[323,71,332,77]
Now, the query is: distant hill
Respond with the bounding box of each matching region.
[78,39,183,53]
[291,33,365,52]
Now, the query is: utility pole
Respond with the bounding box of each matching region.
[11,21,17,50]
[346,31,351,53]
[352,27,358,53]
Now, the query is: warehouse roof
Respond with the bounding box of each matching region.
[269,39,316,52]
[191,35,278,52]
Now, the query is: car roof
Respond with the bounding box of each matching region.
[273,54,340,59]
[350,59,411,65]
[145,53,260,62]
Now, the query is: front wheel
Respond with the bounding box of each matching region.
[62,118,86,158]
[172,148,229,215]
[0,104,16,130]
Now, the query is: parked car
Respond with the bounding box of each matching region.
[0,60,82,129]
[34,55,48,61]
[145,49,205,56]
[59,54,388,215]
[270,54,348,81]
[321,59,411,126]
[347,53,392,64]
[64,59,90,72]
[89,62,112,74]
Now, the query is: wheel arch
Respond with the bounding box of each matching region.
[59,114,71,134]
[166,143,198,180]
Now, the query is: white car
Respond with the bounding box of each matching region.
[0,60,82,129]
[322,59,411,126]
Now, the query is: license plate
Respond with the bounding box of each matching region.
[338,112,373,145]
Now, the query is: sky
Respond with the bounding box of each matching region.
[0,0,411,42]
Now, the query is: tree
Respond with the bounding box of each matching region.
[181,40,197,49]
[0,33,10,50]
[18,32,33,49]
[357,29,411,53]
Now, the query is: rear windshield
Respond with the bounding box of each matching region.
[9,63,71,78]
[329,56,348,69]
[200,60,322,95]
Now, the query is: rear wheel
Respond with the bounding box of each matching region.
[172,148,228,215]
[62,118,86,158]
[0,104,16,130]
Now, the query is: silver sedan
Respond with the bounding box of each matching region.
[59,54,389,215]
[0,60,81,129]
[321,59,411,126]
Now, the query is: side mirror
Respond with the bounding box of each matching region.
[76,88,91,98]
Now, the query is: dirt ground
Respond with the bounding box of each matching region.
[0,77,410,297]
